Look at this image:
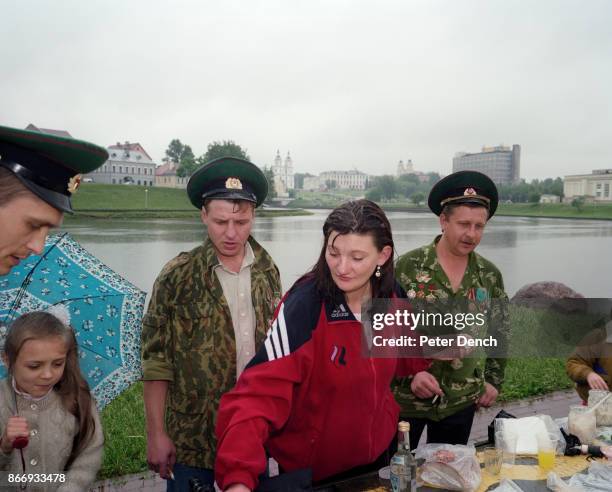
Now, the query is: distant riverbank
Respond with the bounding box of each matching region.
[293,198,612,220]
[73,185,612,220]
[496,203,612,220]
[71,184,311,218]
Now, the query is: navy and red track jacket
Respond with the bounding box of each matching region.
[215,278,429,490]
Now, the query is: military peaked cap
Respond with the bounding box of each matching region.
[0,124,108,213]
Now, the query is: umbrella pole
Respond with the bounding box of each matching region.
[12,384,27,489]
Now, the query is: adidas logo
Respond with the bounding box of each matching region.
[330,303,350,318]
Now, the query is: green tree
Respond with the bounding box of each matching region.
[411,192,425,206]
[571,196,585,212]
[294,172,313,190]
[397,180,417,198]
[365,188,382,202]
[378,175,397,200]
[528,192,541,203]
[427,172,442,186]
[165,139,184,163]
[177,146,196,177]
[398,173,420,185]
[165,139,197,177]
[262,165,277,200]
[202,140,250,163]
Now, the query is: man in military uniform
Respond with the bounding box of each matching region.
[394,170,509,448]
[0,124,108,276]
[141,157,282,490]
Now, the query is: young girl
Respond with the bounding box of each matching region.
[0,309,104,491]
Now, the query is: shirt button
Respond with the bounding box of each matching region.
[30,458,38,466]
[240,292,245,298]
[30,404,38,410]
[240,312,246,317]
[30,429,38,436]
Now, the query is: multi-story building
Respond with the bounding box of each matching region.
[319,170,368,190]
[85,141,157,186]
[564,169,612,202]
[25,123,72,138]
[539,194,561,204]
[453,144,521,185]
[302,176,321,191]
[155,161,188,189]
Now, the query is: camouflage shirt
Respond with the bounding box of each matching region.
[141,236,282,468]
[393,235,509,420]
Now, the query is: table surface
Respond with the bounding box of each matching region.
[314,452,594,491]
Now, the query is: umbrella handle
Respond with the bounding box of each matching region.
[10,383,29,449]
[12,436,29,449]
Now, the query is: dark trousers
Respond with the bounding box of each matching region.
[313,437,397,488]
[403,403,477,450]
[166,463,214,492]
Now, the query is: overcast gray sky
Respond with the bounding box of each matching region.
[2,0,610,180]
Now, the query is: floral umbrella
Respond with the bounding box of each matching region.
[0,233,146,409]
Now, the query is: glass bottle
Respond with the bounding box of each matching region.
[390,421,417,492]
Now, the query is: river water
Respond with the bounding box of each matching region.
[60,211,612,301]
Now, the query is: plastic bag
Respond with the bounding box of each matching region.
[567,461,612,491]
[490,479,525,491]
[546,472,583,492]
[588,390,612,426]
[495,414,564,455]
[415,443,481,491]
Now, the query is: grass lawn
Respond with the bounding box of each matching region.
[98,306,576,479]
[68,183,310,218]
[73,183,192,210]
[497,202,612,220]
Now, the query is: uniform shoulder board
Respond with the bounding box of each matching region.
[158,251,192,278]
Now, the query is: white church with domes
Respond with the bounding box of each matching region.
[272,150,295,197]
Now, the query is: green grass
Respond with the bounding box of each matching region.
[73,183,192,210]
[497,202,612,220]
[67,183,310,218]
[499,359,572,401]
[99,382,147,480]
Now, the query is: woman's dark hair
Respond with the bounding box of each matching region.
[301,199,394,302]
[3,311,97,469]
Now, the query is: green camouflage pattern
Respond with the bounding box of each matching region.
[393,235,509,420]
[141,236,282,468]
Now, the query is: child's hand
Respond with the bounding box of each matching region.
[1,416,29,453]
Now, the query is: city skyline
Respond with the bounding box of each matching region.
[2,0,610,181]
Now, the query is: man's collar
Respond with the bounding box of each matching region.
[202,236,272,273]
[212,241,255,274]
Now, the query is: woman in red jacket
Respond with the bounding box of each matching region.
[215,200,431,491]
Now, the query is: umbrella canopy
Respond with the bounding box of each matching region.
[0,233,146,409]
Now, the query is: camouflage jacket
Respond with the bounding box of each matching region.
[141,236,282,468]
[393,236,509,420]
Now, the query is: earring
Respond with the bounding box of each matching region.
[375,265,382,278]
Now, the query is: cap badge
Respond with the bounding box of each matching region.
[225,177,243,190]
[67,174,82,194]
[464,187,477,196]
